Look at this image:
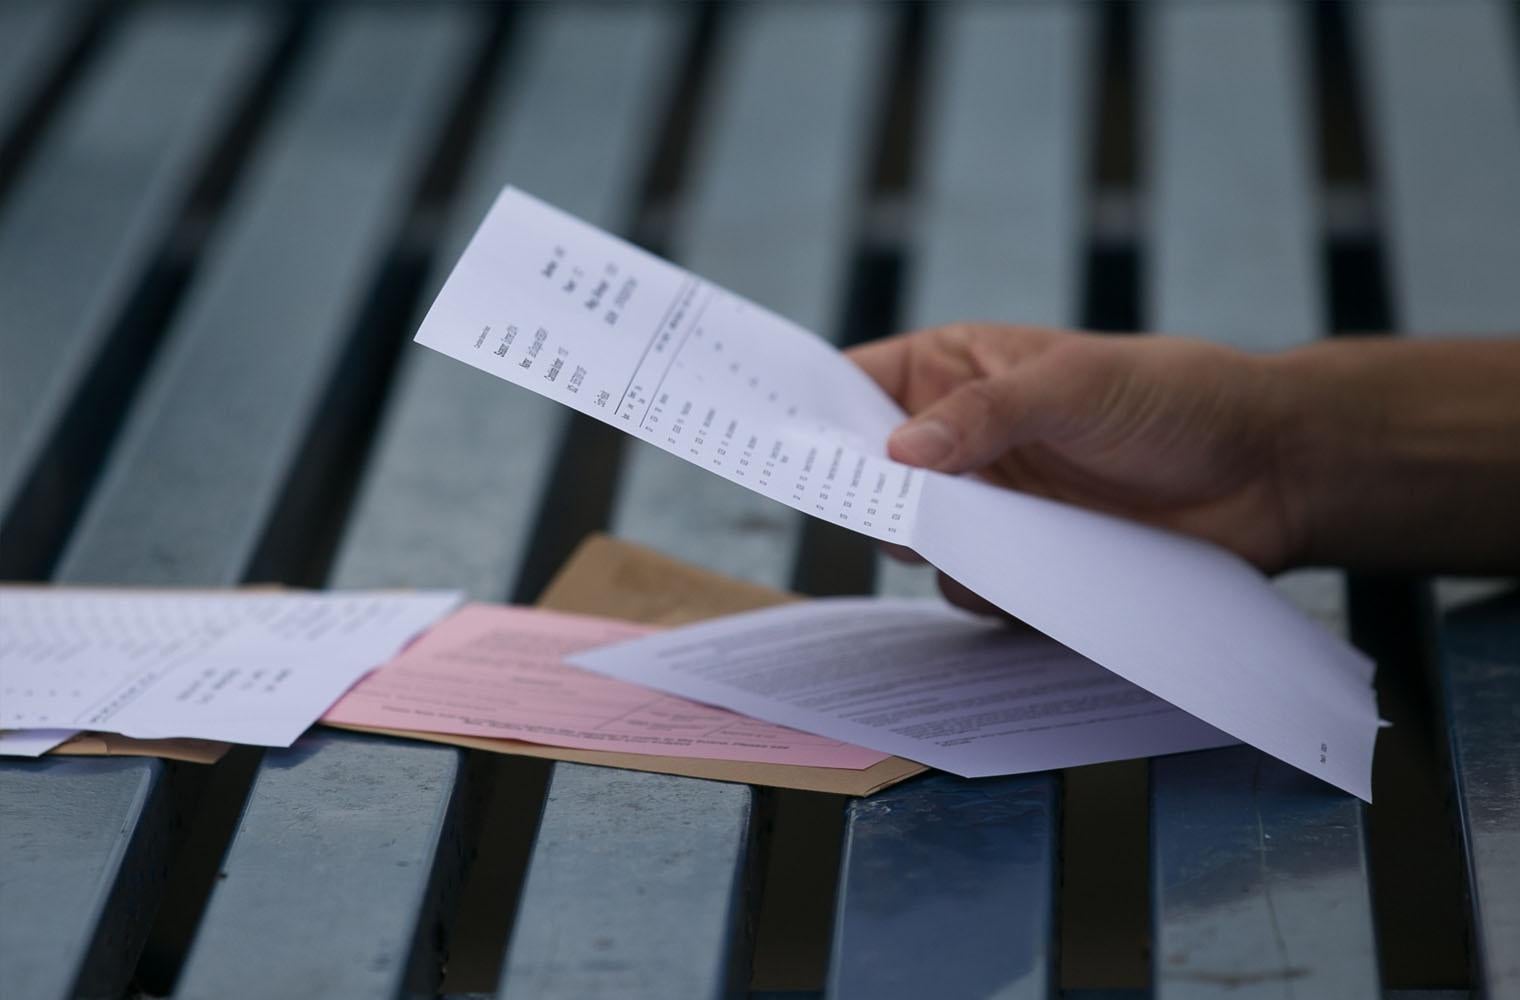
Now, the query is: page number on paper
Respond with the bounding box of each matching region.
[1319,742,1328,764]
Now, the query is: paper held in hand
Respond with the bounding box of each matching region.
[413,186,1380,800]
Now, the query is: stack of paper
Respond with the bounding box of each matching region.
[323,603,889,769]
[0,588,461,755]
[0,537,1371,800]
[328,534,929,796]
[320,581,1240,789]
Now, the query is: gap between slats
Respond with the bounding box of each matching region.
[0,0,114,203]
[439,5,738,993]
[748,6,929,992]
[1317,3,1476,989]
[0,8,310,582]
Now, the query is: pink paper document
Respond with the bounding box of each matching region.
[323,603,888,769]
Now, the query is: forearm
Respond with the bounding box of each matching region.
[1268,337,1520,573]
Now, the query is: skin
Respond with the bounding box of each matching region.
[847,324,1520,606]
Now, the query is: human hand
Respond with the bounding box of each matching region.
[848,324,1302,574]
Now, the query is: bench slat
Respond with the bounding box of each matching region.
[83,10,485,1000]
[1150,747,1377,999]
[503,8,884,997]
[1144,3,1379,995]
[333,3,678,599]
[833,5,1091,995]
[0,758,171,999]
[1148,0,1318,352]
[175,734,466,999]
[190,6,685,995]
[1360,5,1520,995]
[0,1,81,154]
[829,774,1058,999]
[0,5,273,575]
[1359,0,1520,336]
[878,0,1092,599]
[611,1,890,588]
[501,767,753,1000]
[907,6,1091,331]
[55,5,473,587]
[286,5,758,998]
[1437,594,1520,1000]
[0,11,275,999]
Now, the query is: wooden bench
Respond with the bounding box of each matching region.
[1,2,1516,998]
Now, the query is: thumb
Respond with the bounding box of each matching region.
[886,369,1070,473]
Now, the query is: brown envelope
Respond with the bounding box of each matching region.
[329,534,927,796]
[49,733,231,765]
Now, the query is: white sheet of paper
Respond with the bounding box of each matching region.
[414,186,1380,800]
[570,599,1239,777]
[0,729,77,757]
[0,589,462,746]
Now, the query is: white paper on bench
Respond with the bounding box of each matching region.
[414,186,1380,800]
[0,589,461,746]
[571,598,1239,777]
[0,729,77,757]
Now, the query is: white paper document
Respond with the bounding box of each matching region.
[414,186,1380,799]
[0,589,461,746]
[571,599,1238,777]
[0,729,77,758]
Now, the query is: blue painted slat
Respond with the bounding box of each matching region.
[611,0,890,588]
[1147,0,1318,352]
[0,1,81,153]
[507,11,890,994]
[828,774,1059,999]
[471,9,770,1000]
[1150,747,1375,999]
[0,758,172,999]
[1360,5,1520,996]
[0,10,275,999]
[333,2,680,597]
[127,8,486,1000]
[54,5,473,588]
[0,4,273,574]
[499,767,753,1000]
[1437,592,1520,1000]
[906,3,1092,331]
[832,5,1089,996]
[1358,0,1520,336]
[880,0,1093,597]
[165,4,737,999]
[1143,3,1378,995]
[174,732,469,1000]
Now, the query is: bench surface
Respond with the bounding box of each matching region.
[0,2,1516,999]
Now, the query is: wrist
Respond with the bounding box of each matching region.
[1260,337,1520,573]
[1259,340,1389,570]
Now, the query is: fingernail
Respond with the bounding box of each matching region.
[891,419,956,466]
